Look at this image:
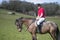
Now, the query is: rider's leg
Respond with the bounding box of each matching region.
[36,18,45,33]
[37,18,45,25]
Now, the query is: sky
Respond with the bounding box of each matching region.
[24,0,60,4]
[0,0,60,4]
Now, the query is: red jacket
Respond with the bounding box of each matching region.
[38,7,45,18]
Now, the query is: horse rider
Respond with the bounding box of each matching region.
[36,4,46,27]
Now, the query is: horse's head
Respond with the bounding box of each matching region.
[15,17,23,32]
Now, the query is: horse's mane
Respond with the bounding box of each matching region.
[19,17,36,20]
[15,17,36,24]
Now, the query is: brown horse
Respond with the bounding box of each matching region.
[15,17,59,40]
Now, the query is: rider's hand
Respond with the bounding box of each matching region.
[36,16,39,21]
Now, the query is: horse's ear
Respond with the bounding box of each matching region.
[19,17,24,20]
[16,19,19,22]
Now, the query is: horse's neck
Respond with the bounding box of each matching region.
[23,19,33,27]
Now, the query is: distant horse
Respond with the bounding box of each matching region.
[15,17,59,40]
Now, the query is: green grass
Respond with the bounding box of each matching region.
[0,9,60,40]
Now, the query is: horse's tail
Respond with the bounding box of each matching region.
[56,27,59,40]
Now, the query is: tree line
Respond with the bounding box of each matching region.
[0,0,60,16]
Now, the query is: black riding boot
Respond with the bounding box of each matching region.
[37,25,41,33]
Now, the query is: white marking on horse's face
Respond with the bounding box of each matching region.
[18,29,22,32]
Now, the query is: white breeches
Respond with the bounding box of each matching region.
[36,18,45,25]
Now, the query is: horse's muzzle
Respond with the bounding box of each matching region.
[18,29,22,32]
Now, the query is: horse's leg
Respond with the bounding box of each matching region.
[31,33,37,40]
[28,23,37,40]
[50,31,56,40]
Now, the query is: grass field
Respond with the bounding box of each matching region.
[0,9,60,40]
